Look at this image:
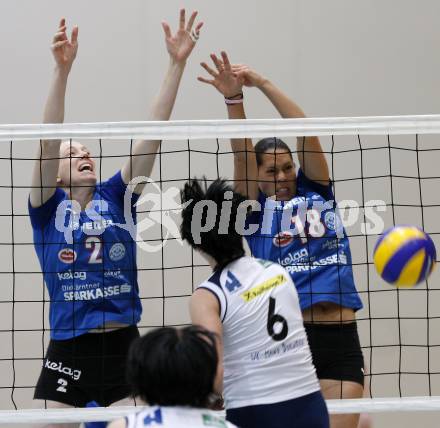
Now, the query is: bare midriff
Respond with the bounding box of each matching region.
[88,321,130,333]
[302,302,356,323]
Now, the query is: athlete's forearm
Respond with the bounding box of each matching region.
[148,59,186,121]
[258,79,306,119]
[43,66,70,125]
[121,60,186,187]
[227,102,258,199]
[227,102,252,157]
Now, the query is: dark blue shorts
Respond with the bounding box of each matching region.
[226,391,329,428]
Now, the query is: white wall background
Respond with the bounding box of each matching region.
[0,1,440,427]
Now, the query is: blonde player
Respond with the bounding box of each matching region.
[29,10,202,427]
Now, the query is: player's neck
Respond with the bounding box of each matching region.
[200,251,217,270]
[64,185,95,211]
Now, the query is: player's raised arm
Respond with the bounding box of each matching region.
[30,19,78,208]
[198,51,258,201]
[121,9,203,194]
[234,65,329,185]
[190,289,224,396]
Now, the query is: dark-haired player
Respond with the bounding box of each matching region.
[108,326,237,428]
[198,51,365,428]
[181,178,329,428]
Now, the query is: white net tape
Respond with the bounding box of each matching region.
[1,114,440,141]
[1,398,440,424]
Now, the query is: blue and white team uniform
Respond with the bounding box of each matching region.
[199,256,329,428]
[245,169,365,385]
[125,407,238,428]
[29,171,141,406]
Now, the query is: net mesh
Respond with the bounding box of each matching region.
[0,116,439,423]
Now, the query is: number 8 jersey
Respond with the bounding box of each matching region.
[246,169,363,312]
[199,256,319,410]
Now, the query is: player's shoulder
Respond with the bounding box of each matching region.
[223,257,286,286]
[230,256,275,272]
[297,168,334,201]
[95,171,126,200]
[237,257,286,278]
[198,257,287,295]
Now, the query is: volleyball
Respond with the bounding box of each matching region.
[373,225,437,287]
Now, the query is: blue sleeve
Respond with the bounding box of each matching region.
[28,188,66,229]
[296,168,334,200]
[99,171,140,209]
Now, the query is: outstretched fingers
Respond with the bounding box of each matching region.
[70,25,79,45]
[52,19,78,47]
[186,10,198,32]
[197,76,216,86]
[161,21,172,39]
[210,53,224,72]
[200,61,218,78]
[179,8,185,31]
[221,51,232,72]
[53,28,67,43]
[195,21,203,34]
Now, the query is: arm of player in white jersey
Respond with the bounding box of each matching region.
[190,288,224,395]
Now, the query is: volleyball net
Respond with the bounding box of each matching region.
[0,115,440,424]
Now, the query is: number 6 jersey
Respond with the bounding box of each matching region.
[198,256,319,410]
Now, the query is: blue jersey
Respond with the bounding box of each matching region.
[29,171,142,340]
[246,169,362,311]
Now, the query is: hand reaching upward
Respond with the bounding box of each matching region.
[162,9,203,64]
[51,18,78,73]
[198,51,244,98]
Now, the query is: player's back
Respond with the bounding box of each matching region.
[125,406,237,428]
[199,256,319,410]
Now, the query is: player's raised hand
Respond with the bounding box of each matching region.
[198,51,244,98]
[51,18,78,72]
[161,9,203,64]
[231,64,267,89]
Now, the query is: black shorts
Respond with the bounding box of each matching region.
[304,322,364,386]
[34,325,139,407]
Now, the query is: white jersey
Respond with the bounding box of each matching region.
[199,256,319,409]
[125,406,237,428]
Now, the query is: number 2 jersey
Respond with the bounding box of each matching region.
[125,407,237,428]
[199,256,319,410]
[28,171,142,340]
[246,169,363,312]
